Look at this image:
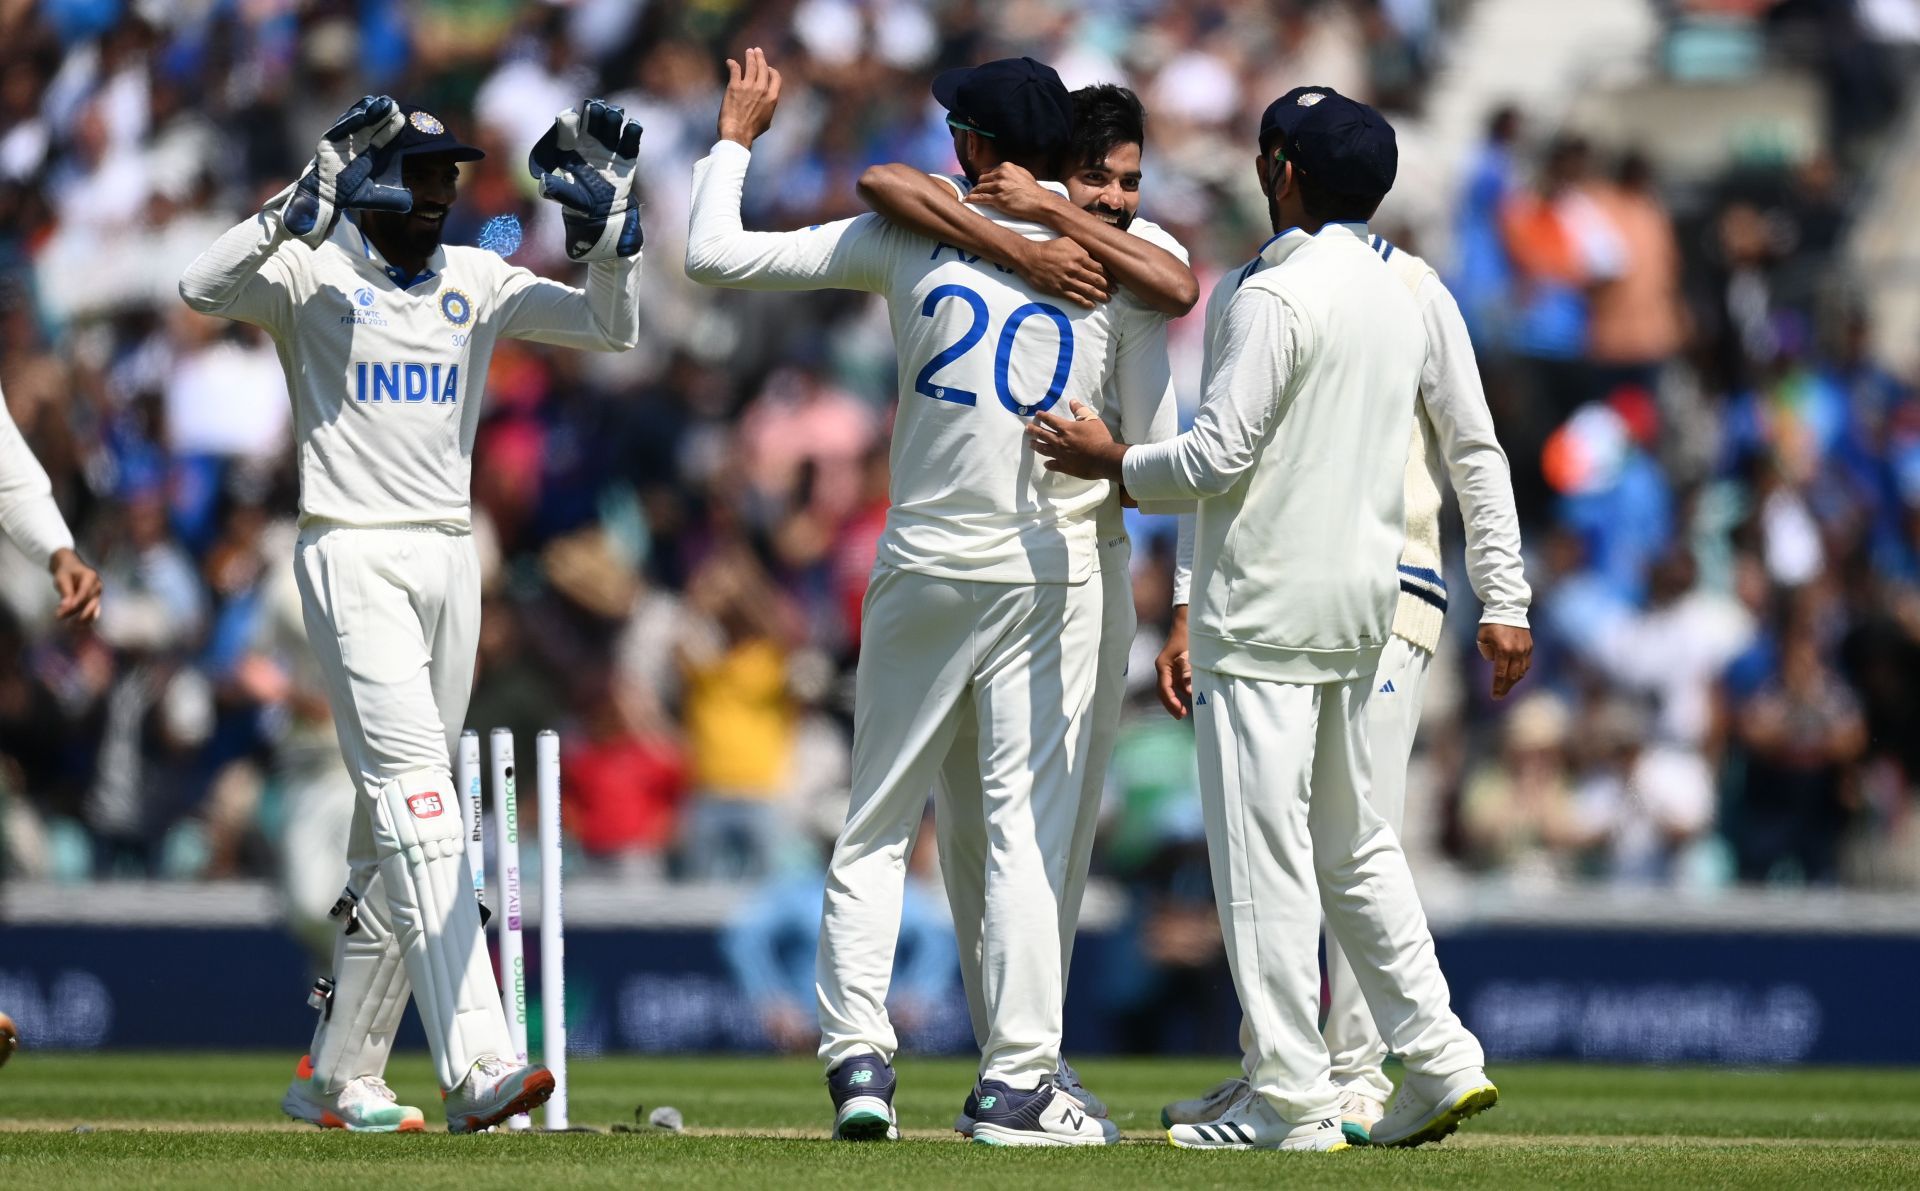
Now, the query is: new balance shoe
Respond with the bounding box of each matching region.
[1336,1087,1386,1145]
[1166,1092,1348,1152]
[281,1055,426,1133]
[953,1083,984,1137]
[445,1055,556,1134]
[1054,1058,1109,1119]
[1161,1076,1249,1128]
[970,1078,1118,1147]
[828,1054,899,1141]
[957,1059,1111,1136]
[1369,1067,1498,1147]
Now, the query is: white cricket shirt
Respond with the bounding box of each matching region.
[1169,230,1529,653]
[686,139,1178,585]
[1129,222,1424,682]
[179,204,641,531]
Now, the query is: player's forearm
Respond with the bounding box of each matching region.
[1123,305,1286,501]
[1036,201,1196,316]
[857,164,1032,272]
[686,141,844,290]
[0,407,75,565]
[585,256,644,351]
[1421,284,1530,624]
[178,201,292,314]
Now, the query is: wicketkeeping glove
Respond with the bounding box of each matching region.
[282,95,412,248]
[528,99,643,262]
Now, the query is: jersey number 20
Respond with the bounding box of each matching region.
[914,284,1073,417]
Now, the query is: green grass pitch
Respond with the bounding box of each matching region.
[3,1054,1919,1189]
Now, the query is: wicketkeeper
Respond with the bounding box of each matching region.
[180,95,643,1132]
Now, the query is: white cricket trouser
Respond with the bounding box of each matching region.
[295,524,512,1091]
[818,563,1100,1088]
[938,537,1132,1050]
[1193,666,1480,1125]
[1324,635,1430,1101]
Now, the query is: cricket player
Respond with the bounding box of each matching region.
[686,51,1177,1146]
[0,378,102,624]
[180,94,643,1132]
[855,83,1197,1129]
[1032,94,1497,1152]
[1158,87,1533,1144]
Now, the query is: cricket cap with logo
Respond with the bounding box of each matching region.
[1268,88,1398,200]
[931,57,1074,154]
[391,104,486,162]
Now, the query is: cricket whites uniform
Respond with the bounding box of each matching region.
[1175,234,1530,1106]
[686,139,1178,1089]
[938,212,1187,1053]
[1127,223,1483,1126]
[179,201,641,1094]
[1320,235,1529,1102]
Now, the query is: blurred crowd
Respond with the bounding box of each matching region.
[1,0,1917,965]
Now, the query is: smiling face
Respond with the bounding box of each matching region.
[1065,141,1141,230]
[360,151,460,268]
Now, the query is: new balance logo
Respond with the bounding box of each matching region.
[977,1096,997,1111]
[848,1070,873,1086]
[1379,680,1396,693]
[1062,1109,1085,1130]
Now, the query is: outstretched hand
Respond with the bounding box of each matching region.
[719,48,782,148]
[1027,401,1126,480]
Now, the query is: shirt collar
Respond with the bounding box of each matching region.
[1255,225,1313,269]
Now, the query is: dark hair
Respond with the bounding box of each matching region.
[1294,166,1384,224]
[1069,84,1146,169]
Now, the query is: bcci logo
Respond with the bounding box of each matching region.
[439,288,474,326]
[439,289,473,327]
[407,792,444,819]
[354,287,376,308]
[409,110,446,135]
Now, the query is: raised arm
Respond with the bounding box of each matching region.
[968,165,1197,316]
[177,197,302,331]
[856,164,1111,308]
[684,49,893,293]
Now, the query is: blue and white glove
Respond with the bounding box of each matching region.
[528,99,643,262]
[283,95,412,248]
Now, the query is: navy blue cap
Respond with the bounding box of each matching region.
[1258,85,1343,152]
[931,57,1073,153]
[1282,93,1396,199]
[391,104,485,162]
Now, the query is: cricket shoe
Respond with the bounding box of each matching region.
[1369,1067,1498,1147]
[1337,1086,1386,1145]
[1166,1092,1348,1152]
[828,1054,899,1141]
[1160,1076,1248,1128]
[955,1059,1110,1136]
[445,1055,556,1134]
[970,1078,1118,1147]
[281,1054,426,1133]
